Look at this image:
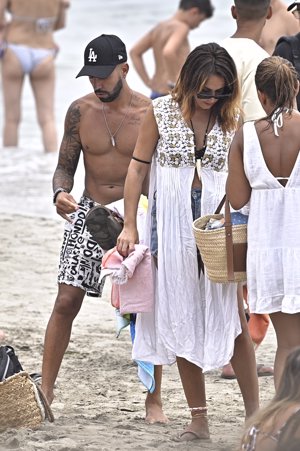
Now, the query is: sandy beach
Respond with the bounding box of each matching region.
[0,214,276,451]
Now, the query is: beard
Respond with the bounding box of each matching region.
[95,78,123,103]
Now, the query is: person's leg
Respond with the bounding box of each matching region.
[221,284,273,379]
[176,357,209,441]
[30,55,57,152]
[230,287,259,418]
[145,365,168,424]
[270,312,300,390]
[1,48,25,147]
[41,284,85,404]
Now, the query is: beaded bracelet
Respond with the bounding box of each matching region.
[189,406,208,412]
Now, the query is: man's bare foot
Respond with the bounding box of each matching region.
[0,330,6,342]
[145,395,169,424]
[179,415,210,441]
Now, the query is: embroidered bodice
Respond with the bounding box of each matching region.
[152,95,234,172]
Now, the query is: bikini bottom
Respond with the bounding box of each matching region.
[7,43,56,74]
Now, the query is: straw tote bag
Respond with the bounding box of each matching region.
[0,345,54,432]
[192,195,247,283]
[0,371,54,431]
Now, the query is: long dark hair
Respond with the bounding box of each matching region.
[172,42,240,132]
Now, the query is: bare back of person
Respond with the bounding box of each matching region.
[4,0,64,48]
[60,89,150,206]
[255,110,300,180]
[260,0,299,54]
[150,18,190,94]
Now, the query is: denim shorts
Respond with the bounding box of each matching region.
[150,188,202,257]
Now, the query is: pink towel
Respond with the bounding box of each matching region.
[101,245,154,315]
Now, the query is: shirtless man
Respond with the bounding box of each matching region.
[41,34,166,423]
[260,0,299,54]
[0,0,70,152]
[129,0,214,99]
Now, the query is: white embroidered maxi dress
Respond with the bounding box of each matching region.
[132,96,241,371]
[243,121,300,314]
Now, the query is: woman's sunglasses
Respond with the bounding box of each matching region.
[196,90,232,100]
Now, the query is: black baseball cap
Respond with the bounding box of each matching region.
[287,1,300,11]
[76,34,127,79]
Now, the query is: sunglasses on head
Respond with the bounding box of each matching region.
[196,89,232,100]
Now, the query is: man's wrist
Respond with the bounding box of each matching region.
[53,187,68,204]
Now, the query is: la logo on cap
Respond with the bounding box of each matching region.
[88,47,97,63]
[118,54,123,60]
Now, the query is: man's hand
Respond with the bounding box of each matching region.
[55,192,78,222]
[117,226,139,258]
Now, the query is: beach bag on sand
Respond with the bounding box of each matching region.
[0,345,23,381]
[0,346,54,430]
[192,196,247,283]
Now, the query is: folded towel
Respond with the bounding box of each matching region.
[114,310,155,393]
[102,247,155,393]
[115,309,130,338]
[101,245,154,315]
[130,315,155,393]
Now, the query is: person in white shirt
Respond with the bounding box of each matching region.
[222,0,271,122]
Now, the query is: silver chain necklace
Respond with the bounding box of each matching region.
[102,91,133,147]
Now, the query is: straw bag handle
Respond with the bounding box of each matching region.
[214,194,235,281]
[36,384,54,422]
[224,197,235,281]
[214,194,226,214]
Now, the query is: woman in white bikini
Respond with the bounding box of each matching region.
[227,55,300,391]
[0,0,70,152]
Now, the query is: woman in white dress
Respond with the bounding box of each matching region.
[227,55,300,390]
[118,43,258,440]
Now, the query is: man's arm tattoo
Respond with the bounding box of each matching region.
[53,102,82,191]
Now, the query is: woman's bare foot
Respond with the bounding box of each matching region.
[145,393,169,424]
[179,415,210,441]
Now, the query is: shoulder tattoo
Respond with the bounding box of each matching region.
[64,101,81,144]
